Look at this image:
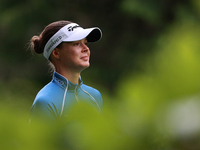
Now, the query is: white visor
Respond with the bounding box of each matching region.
[43,23,102,60]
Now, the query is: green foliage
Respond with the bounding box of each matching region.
[1,0,200,149]
[120,0,160,24]
[115,18,200,149]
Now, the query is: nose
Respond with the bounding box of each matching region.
[81,42,89,53]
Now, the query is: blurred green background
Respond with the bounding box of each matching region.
[1,0,200,149]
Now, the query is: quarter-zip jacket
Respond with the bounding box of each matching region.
[30,72,103,123]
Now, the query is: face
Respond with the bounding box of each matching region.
[56,38,90,72]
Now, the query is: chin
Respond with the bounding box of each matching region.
[79,63,90,72]
[83,62,90,67]
[84,64,90,68]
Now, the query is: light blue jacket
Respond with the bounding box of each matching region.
[30,72,103,123]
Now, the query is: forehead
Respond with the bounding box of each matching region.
[72,38,88,42]
[60,38,88,48]
[64,38,87,43]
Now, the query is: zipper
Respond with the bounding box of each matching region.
[60,79,68,118]
[75,85,79,103]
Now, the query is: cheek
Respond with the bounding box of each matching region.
[65,50,76,58]
[69,53,80,63]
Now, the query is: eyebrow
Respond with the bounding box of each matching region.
[64,38,88,44]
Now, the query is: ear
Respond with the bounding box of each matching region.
[52,48,60,60]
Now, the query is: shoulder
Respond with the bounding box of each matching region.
[30,79,63,123]
[30,92,59,123]
[35,81,63,100]
[31,81,63,112]
[80,84,103,109]
[81,84,102,97]
[31,95,50,115]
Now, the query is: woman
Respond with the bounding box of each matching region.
[29,20,103,123]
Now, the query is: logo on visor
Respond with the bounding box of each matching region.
[46,36,62,52]
[67,25,80,31]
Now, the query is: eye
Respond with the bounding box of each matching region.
[73,42,79,46]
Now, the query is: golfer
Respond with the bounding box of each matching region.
[29,20,103,123]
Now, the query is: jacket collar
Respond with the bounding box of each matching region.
[53,72,83,90]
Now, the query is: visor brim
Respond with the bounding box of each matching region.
[62,27,102,42]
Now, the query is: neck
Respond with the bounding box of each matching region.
[56,69,80,84]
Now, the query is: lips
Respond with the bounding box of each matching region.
[81,56,89,60]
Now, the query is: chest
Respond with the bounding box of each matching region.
[50,88,97,116]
